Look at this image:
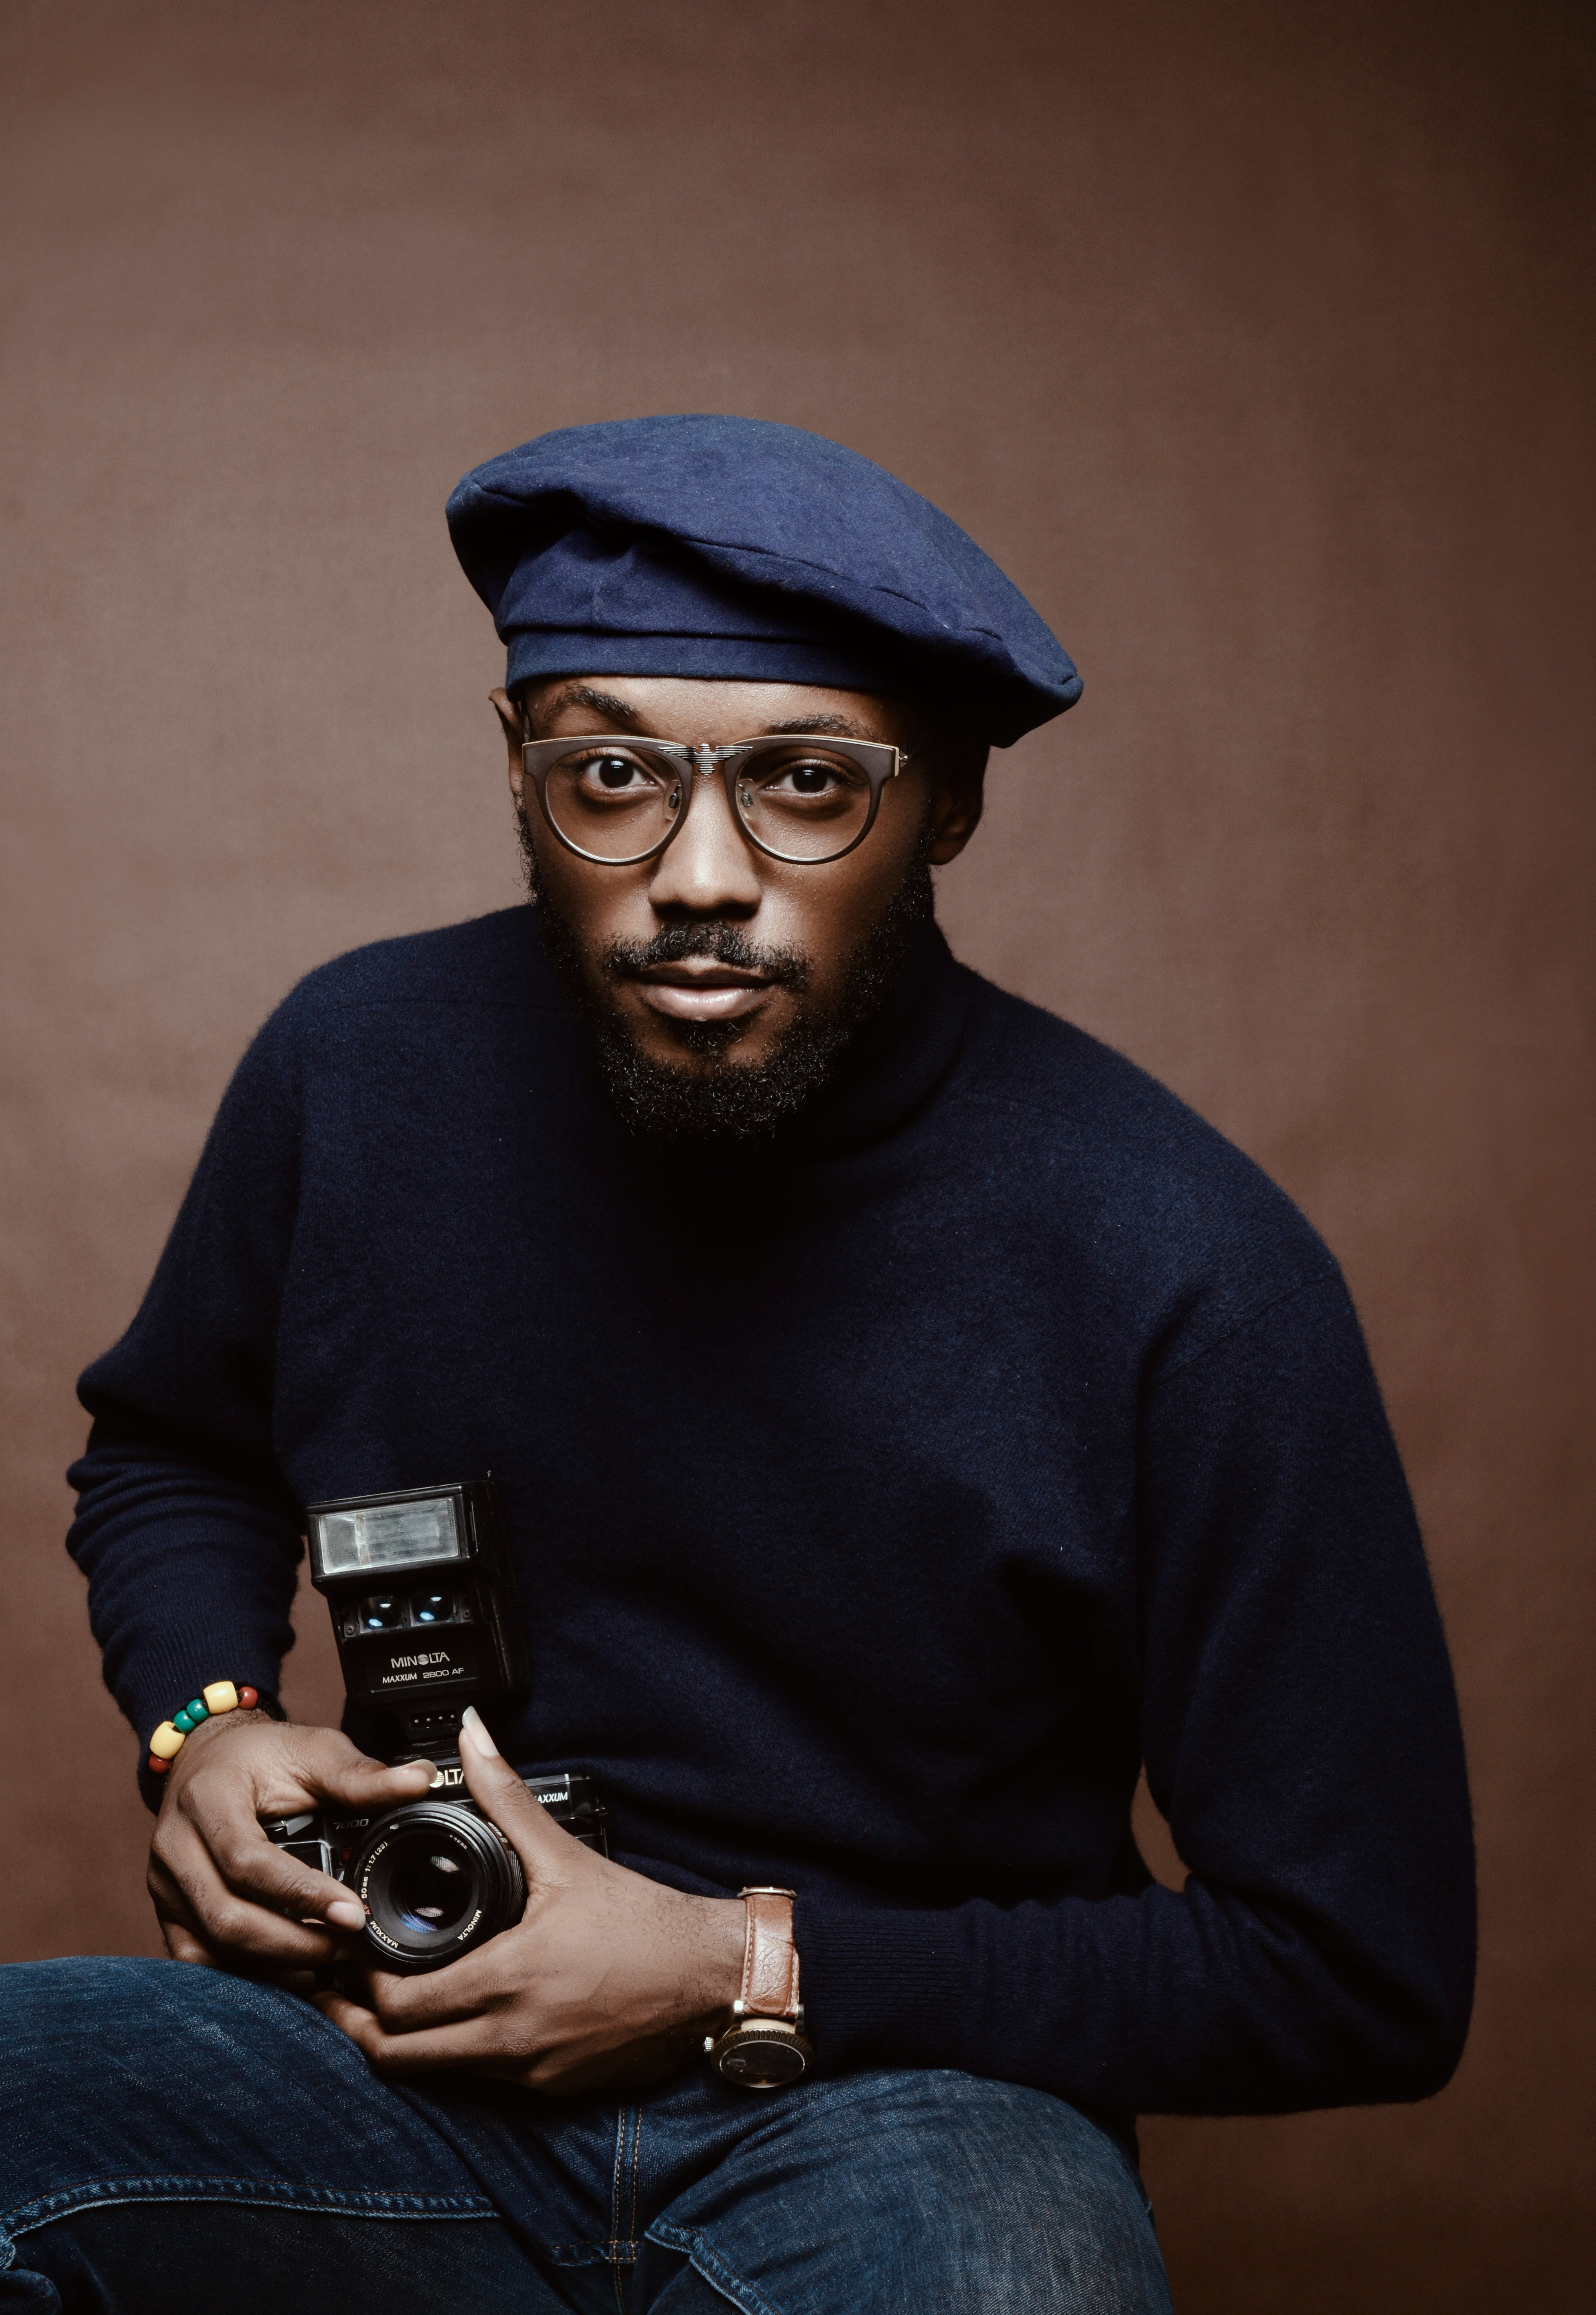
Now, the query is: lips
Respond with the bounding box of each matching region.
[632,964,774,1022]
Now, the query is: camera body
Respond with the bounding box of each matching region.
[262,1767,608,1972]
[263,1481,607,1973]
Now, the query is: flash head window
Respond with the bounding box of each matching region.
[310,1493,463,1580]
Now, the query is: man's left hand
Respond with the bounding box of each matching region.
[315,1711,747,2094]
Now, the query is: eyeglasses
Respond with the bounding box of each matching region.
[520,733,917,868]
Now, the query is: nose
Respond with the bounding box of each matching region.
[646,763,763,917]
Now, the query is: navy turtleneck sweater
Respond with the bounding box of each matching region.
[67,906,1474,2119]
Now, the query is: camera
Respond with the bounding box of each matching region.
[263,1481,607,1973]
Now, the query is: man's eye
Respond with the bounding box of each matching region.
[581,754,646,790]
[764,759,850,795]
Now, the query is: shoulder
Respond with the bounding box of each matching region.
[954,971,1290,1211]
[273,906,544,1026]
[229,908,555,1108]
[950,967,1344,1364]
[253,907,555,1067]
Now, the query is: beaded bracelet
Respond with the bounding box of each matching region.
[146,1680,261,1775]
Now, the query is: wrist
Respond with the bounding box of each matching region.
[162,1697,278,1789]
[702,1896,750,2005]
[146,1679,275,1779]
[682,1896,749,2021]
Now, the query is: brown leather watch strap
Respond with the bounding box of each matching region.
[707,1888,812,2088]
[737,1886,801,2023]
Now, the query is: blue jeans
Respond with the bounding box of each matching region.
[0,1960,1170,2312]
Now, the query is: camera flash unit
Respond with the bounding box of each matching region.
[304,1481,525,1761]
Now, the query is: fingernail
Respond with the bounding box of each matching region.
[460,1705,500,1758]
[326,1899,366,1930]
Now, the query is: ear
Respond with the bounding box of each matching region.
[928,741,988,866]
[490,687,525,801]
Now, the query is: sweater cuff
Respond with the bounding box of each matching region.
[794,1890,976,2074]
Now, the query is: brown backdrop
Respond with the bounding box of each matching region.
[2,2,1592,2305]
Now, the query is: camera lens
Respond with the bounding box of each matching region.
[413,1592,450,1624]
[349,1802,525,1974]
[362,1595,402,1629]
[388,1849,469,1935]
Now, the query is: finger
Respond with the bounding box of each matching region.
[160,1916,223,1967]
[157,1814,358,1960]
[150,1847,358,1963]
[148,1844,205,1928]
[202,1823,366,1937]
[158,1913,322,1993]
[456,1709,585,1884]
[179,1718,435,1825]
[174,1786,368,1933]
[361,1945,507,2032]
[292,1738,438,1816]
[313,1991,513,2077]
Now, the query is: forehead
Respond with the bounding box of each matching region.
[523,674,918,748]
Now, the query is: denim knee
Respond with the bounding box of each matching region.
[0,1958,494,2230]
[648,2069,1171,2315]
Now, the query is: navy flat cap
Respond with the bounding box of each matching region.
[446,416,1080,747]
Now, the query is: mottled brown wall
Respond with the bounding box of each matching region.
[2,2,1592,2305]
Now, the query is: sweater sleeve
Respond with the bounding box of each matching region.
[66,1015,306,1805]
[794,1275,1477,2114]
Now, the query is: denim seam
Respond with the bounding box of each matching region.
[611,2112,624,2315]
[4,2177,497,2236]
[647,2220,784,2315]
[604,2102,639,2311]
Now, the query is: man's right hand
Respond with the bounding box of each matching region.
[148,1712,435,1973]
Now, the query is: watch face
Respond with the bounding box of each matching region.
[716,2027,810,2089]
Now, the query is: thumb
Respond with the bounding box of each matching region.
[457,1707,584,1884]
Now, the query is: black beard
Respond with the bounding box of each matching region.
[517,801,935,1143]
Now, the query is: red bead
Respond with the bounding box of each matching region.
[237,1686,259,1710]
[147,1754,169,1774]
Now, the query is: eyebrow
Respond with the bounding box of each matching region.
[756,713,879,739]
[533,684,648,731]
[529,688,885,745]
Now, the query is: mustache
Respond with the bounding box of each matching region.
[600,923,812,990]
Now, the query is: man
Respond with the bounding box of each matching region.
[1,417,1473,2313]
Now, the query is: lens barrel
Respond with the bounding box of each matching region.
[348,1801,525,1973]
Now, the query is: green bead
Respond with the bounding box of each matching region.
[172,1708,196,1734]
[186,1698,208,1722]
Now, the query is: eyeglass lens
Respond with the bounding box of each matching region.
[539,741,876,863]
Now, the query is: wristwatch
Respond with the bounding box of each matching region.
[705,1886,814,2089]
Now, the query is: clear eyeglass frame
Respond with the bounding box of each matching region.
[520,732,918,868]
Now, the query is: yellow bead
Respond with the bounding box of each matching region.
[148,1722,185,1761]
[202,1681,239,1715]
